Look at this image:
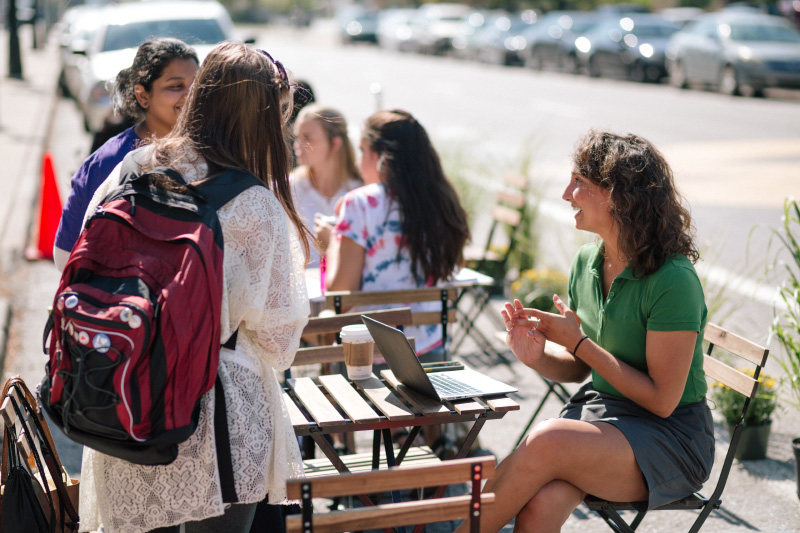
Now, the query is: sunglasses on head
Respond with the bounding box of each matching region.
[258,49,288,89]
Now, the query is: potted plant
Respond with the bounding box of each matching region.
[711,370,778,460]
[769,198,800,498]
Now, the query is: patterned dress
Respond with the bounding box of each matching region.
[334,183,440,354]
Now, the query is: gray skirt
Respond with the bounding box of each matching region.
[560,382,715,509]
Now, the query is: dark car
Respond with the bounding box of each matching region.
[463,10,537,65]
[575,14,680,82]
[666,11,800,96]
[477,11,538,65]
[519,10,601,72]
[336,5,379,44]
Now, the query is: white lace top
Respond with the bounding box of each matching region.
[78,146,309,533]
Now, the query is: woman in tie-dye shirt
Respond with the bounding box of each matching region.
[323,109,470,356]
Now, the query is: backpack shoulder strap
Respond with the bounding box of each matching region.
[195,169,265,213]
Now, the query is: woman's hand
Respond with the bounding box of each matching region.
[501,299,546,368]
[508,295,584,357]
[313,213,335,250]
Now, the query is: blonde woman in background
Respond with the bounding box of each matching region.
[291,105,362,266]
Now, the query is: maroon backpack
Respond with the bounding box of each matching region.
[40,151,263,467]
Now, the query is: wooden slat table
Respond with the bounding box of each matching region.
[285,370,517,474]
[284,370,517,530]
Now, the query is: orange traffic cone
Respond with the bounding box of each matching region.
[25,152,63,261]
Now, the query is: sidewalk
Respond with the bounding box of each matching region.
[1,26,798,533]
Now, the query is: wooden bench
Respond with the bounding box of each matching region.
[285,456,497,533]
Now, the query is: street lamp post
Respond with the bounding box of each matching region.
[7,0,24,79]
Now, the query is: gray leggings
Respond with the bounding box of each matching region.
[147,502,257,533]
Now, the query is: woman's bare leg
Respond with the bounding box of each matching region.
[513,480,584,533]
[457,418,648,533]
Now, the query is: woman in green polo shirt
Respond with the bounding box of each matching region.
[460,131,715,533]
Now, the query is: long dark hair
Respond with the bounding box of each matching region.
[363,109,470,283]
[573,130,698,277]
[150,42,312,260]
[111,38,198,124]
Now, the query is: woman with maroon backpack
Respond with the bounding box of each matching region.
[75,42,313,533]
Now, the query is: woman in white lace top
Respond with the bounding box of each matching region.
[77,43,312,533]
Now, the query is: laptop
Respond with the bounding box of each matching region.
[361,315,518,401]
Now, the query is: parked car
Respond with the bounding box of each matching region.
[575,14,680,82]
[470,10,538,65]
[57,4,105,98]
[451,9,500,60]
[520,10,601,72]
[410,3,471,55]
[376,7,419,51]
[336,5,379,44]
[666,11,800,96]
[66,0,236,135]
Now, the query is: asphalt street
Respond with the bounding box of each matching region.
[1,20,799,532]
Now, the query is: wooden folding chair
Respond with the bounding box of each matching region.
[324,287,458,357]
[289,307,414,458]
[285,456,496,533]
[584,323,770,533]
[453,173,529,360]
[289,307,415,378]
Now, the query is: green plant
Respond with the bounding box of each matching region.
[711,369,778,427]
[770,198,800,410]
[509,267,568,313]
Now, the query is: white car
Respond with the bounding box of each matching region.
[67,0,238,134]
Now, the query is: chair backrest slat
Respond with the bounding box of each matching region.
[704,323,769,366]
[496,189,526,209]
[286,456,495,499]
[286,494,496,533]
[703,355,758,398]
[293,338,415,367]
[491,204,523,227]
[303,308,412,335]
[504,173,528,191]
[325,288,457,308]
[412,310,457,326]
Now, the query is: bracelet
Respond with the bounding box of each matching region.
[571,335,589,356]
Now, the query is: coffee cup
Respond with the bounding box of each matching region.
[340,324,374,380]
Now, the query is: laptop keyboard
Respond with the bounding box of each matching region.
[428,373,483,396]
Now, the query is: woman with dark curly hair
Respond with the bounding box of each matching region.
[54,38,198,270]
[457,131,714,532]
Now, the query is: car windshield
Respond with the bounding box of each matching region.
[102,19,226,51]
[571,19,598,34]
[725,22,800,43]
[633,23,678,38]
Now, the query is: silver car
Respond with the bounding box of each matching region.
[666,11,800,96]
[68,0,236,133]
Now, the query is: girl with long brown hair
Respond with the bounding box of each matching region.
[78,42,311,533]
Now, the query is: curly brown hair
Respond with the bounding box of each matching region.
[573,130,698,277]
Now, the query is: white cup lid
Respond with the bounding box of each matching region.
[340,324,373,340]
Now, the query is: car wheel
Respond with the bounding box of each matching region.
[563,54,578,75]
[526,49,543,70]
[588,56,601,78]
[719,65,740,96]
[629,61,647,83]
[669,60,688,89]
[58,69,71,98]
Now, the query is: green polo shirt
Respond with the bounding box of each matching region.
[568,243,708,405]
